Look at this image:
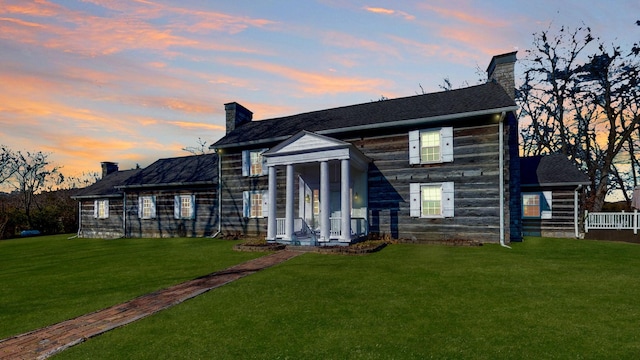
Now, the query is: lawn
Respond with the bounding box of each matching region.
[50,236,640,359]
[4,236,640,359]
[0,234,264,339]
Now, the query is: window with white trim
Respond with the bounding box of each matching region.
[94,199,109,219]
[409,127,454,164]
[242,149,268,176]
[174,195,195,219]
[138,195,156,219]
[243,190,269,218]
[522,192,552,219]
[410,182,454,218]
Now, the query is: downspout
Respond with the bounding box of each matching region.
[499,111,511,249]
[211,149,222,238]
[574,184,582,238]
[69,201,81,239]
[122,191,127,238]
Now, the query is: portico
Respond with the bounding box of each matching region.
[262,131,369,245]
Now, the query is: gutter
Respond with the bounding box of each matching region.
[116,181,215,190]
[498,111,511,249]
[212,106,519,150]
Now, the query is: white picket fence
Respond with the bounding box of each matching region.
[584,210,640,234]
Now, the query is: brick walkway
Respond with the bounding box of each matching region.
[0,250,301,360]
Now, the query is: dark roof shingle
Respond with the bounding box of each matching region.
[120,153,218,188]
[213,82,516,148]
[72,168,142,199]
[520,154,590,186]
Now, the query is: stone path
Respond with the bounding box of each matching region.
[0,250,301,360]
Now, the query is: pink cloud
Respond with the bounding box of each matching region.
[222,58,389,95]
[364,6,415,21]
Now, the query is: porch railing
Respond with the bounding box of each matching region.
[276,217,369,240]
[585,210,639,234]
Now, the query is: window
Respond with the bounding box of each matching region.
[420,130,440,163]
[522,192,552,219]
[409,127,453,164]
[409,182,454,218]
[522,194,540,217]
[421,185,442,216]
[243,190,269,218]
[242,149,268,176]
[174,195,195,219]
[94,200,109,219]
[138,195,156,219]
[313,189,320,216]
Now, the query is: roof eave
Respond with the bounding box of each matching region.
[521,181,590,188]
[71,193,123,200]
[117,180,216,189]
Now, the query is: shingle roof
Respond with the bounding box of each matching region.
[212,81,516,148]
[120,153,218,188]
[71,168,142,199]
[520,154,590,187]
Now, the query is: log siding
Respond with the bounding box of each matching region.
[124,187,218,238]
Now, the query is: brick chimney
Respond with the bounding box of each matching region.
[487,51,517,100]
[101,162,118,178]
[224,102,253,134]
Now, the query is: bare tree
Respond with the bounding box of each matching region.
[6,151,60,228]
[182,137,211,155]
[518,24,640,211]
[0,146,16,187]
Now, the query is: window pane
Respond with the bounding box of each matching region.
[143,197,152,218]
[181,196,191,218]
[523,194,540,217]
[420,131,440,162]
[421,185,441,216]
[250,192,262,218]
[98,200,107,218]
[250,151,262,176]
[313,189,320,216]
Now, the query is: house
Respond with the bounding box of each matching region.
[72,154,219,239]
[210,52,522,246]
[71,162,142,239]
[117,153,219,238]
[520,153,590,238]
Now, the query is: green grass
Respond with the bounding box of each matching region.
[51,237,640,359]
[0,234,264,339]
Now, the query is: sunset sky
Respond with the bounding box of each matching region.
[1,0,638,179]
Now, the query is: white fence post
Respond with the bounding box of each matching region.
[585,210,589,233]
[635,210,638,235]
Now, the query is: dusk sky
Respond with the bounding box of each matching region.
[1,0,638,179]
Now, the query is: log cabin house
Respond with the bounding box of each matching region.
[72,51,591,243]
[72,162,141,239]
[72,154,218,239]
[210,52,522,246]
[520,154,590,238]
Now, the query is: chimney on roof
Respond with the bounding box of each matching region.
[487,51,517,101]
[101,162,118,179]
[224,102,253,134]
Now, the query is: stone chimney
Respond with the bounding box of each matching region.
[101,162,118,178]
[487,51,517,100]
[224,102,253,134]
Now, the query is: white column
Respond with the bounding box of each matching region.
[320,161,330,241]
[340,158,351,242]
[267,165,277,240]
[285,164,294,241]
